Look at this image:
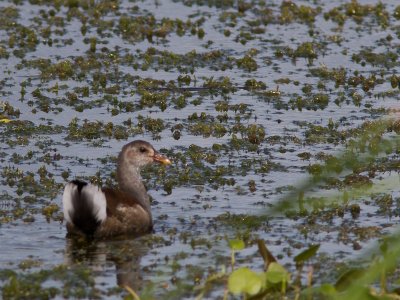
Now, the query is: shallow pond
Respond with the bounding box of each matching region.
[1,0,400,298]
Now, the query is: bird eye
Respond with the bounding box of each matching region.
[139,147,147,153]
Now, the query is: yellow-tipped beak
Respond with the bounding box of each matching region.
[153,153,171,165]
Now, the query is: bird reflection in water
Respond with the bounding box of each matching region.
[64,235,149,291]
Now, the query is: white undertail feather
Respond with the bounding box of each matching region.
[62,182,107,225]
[62,183,75,224]
[81,184,107,222]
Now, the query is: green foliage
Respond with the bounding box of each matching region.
[196,116,400,299]
[228,267,265,296]
[266,262,290,286]
[228,239,245,251]
[294,244,320,265]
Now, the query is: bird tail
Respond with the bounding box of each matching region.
[62,180,107,235]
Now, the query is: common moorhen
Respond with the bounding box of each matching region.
[62,140,171,238]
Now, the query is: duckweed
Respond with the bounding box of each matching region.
[1,265,97,299]
[214,212,270,231]
[352,49,398,68]
[67,117,140,140]
[280,1,320,24]
[236,54,258,72]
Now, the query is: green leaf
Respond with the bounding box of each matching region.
[228,267,265,296]
[318,283,337,295]
[294,244,320,264]
[334,268,365,292]
[300,284,337,299]
[228,239,245,251]
[266,262,290,284]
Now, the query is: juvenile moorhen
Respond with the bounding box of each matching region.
[62,140,171,238]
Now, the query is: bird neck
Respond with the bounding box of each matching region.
[116,161,151,215]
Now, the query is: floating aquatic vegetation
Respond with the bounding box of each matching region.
[352,49,398,68]
[2,0,400,298]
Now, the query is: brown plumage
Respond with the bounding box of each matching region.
[62,140,171,238]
